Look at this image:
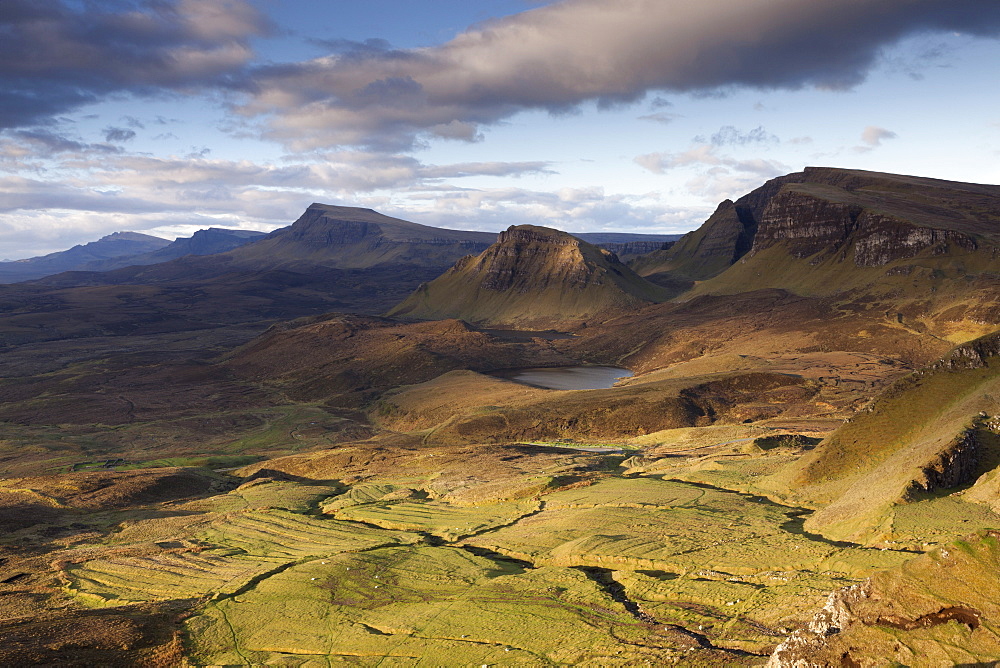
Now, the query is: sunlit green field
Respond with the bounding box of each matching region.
[35,441,942,665]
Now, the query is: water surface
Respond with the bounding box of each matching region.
[493,366,632,390]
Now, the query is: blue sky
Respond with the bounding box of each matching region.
[1,0,999,259]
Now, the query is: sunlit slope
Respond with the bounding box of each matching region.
[769,531,1000,666]
[390,225,668,328]
[779,331,1000,543]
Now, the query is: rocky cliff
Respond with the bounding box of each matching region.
[748,182,980,267]
[389,225,668,328]
[631,171,806,283]
[639,168,1000,298]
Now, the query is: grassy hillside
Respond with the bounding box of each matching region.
[777,331,1000,543]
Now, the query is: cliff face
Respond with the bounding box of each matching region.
[632,171,806,282]
[749,185,979,267]
[595,240,671,261]
[640,167,1000,296]
[389,225,667,328]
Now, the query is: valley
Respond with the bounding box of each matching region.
[3,167,1000,665]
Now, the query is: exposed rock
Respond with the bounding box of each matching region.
[767,531,1000,666]
[902,427,981,498]
[767,584,868,668]
[751,189,979,267]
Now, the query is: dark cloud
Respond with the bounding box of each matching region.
[103,126,137,142]
[0,0,271,129]
[244,0,1000,150]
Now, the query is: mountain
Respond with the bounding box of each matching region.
[630,173,798,283]
[389,224,669,328]
[81,227,267,271]
[0,206,504,374]
[226,204,497,271]
[0,231,170,283]
[633,167,1000,342]
[636,167,1000,288]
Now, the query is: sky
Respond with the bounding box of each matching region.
[2,0,1000,259]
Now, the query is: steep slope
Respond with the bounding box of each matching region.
[639,167,1000,292]
[0,232,170,283]
[690,168,1000,295]
[631,172,803,283]
[389,225,669,328]
[635,167,1000,342]
[777,331,1000,543]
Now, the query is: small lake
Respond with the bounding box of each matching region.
[492,366,633,390]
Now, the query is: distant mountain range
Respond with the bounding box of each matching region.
[0,228,266,283]
[0,231,170,283]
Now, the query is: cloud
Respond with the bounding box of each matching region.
[0,0,271,130]
[860,125,898,146]
[852,125,899,153]
[243,0,1000,150]
[638,111,682,125]
[634,144,786,176]
[398,185,705,237]
[696,125,779,146]
[103,127,137,143]
[634,143,789,201]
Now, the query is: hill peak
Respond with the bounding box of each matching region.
[389,224,667,328]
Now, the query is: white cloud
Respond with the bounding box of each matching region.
[853,125,899,153]
[860,125,899,146]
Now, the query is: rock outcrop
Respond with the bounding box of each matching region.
[749,185,979,267]
[768,532,1000,666]
[631,171,806,282]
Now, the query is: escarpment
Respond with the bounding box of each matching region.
[749,186,979,267]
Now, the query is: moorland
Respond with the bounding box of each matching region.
[3,167,1000,665]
